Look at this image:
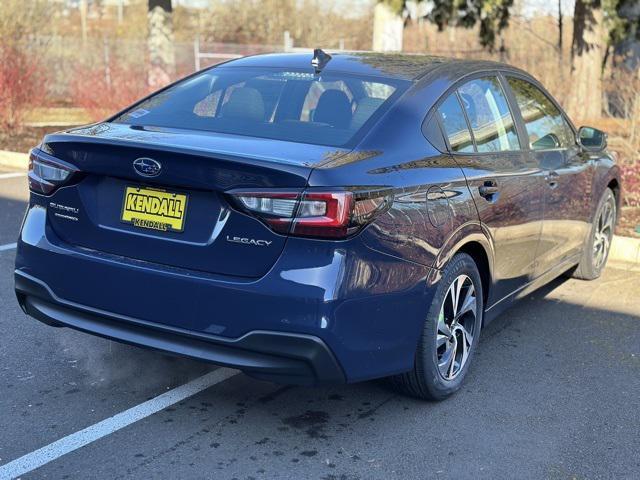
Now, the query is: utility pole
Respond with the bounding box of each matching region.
[118,0,124,25]
[80,0,88,47]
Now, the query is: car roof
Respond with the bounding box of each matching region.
[218,52,528,82]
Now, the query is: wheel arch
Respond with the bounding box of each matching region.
[456,241,492,308]
[433,223,494,309]
[607,177,621,214]
[591,161,621,220]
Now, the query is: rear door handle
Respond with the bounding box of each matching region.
[479,181,499,198]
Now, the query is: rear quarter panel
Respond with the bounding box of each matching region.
[307,76,485,273]
[304,79,488,375]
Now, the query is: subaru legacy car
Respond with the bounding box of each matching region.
[15,51,620,400]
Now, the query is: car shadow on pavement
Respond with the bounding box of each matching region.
[140,267,638,480]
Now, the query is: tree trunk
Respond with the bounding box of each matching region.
[372,2,403,52]
[557,0,563,58]
[147,0,174,90]
[567,0,604,122]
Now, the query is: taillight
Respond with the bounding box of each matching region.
[28,148,77,195]
[229,189,392,239]
[233,191,300,234]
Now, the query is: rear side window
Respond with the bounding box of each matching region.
[458,77,520,153]
[438,94,474,153]
[506,77,574,150]
[113,68,408,148]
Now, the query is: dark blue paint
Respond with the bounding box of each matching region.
[15,53,621,384]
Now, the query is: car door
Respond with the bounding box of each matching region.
[436,75,545,308]
[504,75,593,277]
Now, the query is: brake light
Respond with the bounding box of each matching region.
[229,189,392,239]
[292,192,354,238]
[28,148,77,195]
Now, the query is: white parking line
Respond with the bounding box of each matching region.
[0,172,26,180]
[0,243,17,252]
[0,367,240,480]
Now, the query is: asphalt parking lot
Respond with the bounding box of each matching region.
[1,171,639,480]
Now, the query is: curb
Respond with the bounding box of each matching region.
[609,235,640,269]
[0,150,28,171]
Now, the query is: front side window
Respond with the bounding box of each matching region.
[506,77,574,150]
[438,93,474,153]
[113,68,407,148]
[458,77,520,153]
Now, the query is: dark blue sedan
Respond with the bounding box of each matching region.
[15,51,621,399]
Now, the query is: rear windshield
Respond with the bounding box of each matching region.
[112,67,408,147]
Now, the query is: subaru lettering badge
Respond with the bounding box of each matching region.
[133,158,162,177]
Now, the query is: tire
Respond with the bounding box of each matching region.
[389,253,483,401]
[571,188,616,281]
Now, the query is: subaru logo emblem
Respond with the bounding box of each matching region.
[133,158,162,177]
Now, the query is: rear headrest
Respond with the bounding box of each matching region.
[314,90,352,129]
[220,87,265,122]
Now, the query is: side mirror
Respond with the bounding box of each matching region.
[578,126,607,152]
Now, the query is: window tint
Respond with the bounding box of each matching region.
[507,77,574,150]
[114,68,407,148]
[458,77,520,153]
[438,93,474,153]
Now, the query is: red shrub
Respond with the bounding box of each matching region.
[620,161,640,208]
[70,61,152,122]
[0,45,44,132]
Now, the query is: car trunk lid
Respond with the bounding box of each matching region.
[41,124,349,278]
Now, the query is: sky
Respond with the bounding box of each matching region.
[519,0,575,18]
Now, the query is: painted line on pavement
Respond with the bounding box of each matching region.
[0,243,17,252]
[0,368,240,480]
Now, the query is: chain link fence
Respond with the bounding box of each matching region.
[33,35,292,106]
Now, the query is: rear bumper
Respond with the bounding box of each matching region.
[15,271,345,385]
[15,204,436,383]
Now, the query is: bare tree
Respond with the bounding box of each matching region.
[373,0,513,52]
[567,0,605,120]
[558,0,563,58]
[147,0,174,90]
[373,2,405,51]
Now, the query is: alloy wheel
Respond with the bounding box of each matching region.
[593,195,616,270]
[436,274,477,380]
